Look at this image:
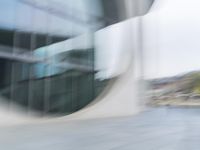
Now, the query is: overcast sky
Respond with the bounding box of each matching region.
[143,0,200,79]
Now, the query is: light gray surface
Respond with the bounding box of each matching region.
[1,107,200,150]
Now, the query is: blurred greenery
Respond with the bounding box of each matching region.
[189,73,200,94]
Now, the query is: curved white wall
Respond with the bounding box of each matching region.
[64,18,143,120]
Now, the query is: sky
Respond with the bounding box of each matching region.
[143,0,200,79]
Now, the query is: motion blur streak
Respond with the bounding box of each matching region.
[3,0,200,150]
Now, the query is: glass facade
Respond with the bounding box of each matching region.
[0,0,114,116]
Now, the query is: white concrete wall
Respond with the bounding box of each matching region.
[64,18,143,120]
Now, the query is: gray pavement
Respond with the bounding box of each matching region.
[1,107,200,150]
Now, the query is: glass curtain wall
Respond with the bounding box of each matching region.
[0,0,111,116]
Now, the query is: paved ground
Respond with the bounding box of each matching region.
[1,107,200,150]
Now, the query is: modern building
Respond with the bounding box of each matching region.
[0,0,154,124]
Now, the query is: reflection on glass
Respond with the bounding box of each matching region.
[0,0,110,116]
